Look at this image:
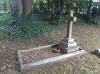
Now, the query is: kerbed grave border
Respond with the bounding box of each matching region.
[18,44,86,71]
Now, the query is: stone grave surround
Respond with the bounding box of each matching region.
[58,10,79,54]
[17,9,86,71]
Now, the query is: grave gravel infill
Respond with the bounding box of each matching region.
[17,44,86,71]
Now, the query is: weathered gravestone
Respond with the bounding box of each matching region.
[17,9,86,71]
[58,10,79,54]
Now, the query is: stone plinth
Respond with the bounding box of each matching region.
[58,9,79,54]
[58,38,79,54]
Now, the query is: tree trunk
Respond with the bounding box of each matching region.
[10,0,23,17]
[10,0,18,17]
[22,0,32,15]
[18,0,23,16]
[10,0,32,17]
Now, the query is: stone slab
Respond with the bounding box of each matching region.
[62,38,74,43]
[67,46,80,53]
[18,44,56,52]
[60,41,77,48]
[59,44,79,54]
[17,44,86,71]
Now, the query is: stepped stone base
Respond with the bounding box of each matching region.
[58,38,80,54]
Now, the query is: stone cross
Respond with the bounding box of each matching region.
[67,10,77,41]
[58,9,79,54]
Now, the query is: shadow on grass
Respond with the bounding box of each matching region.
[90,51,100,58]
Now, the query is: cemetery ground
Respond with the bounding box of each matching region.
[0,24,100,74]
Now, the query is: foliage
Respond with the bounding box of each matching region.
[0,13,67,41]
[0,0,100,41]
[0,0,10,12]
[65,0,88,9]
[31,0,91,23]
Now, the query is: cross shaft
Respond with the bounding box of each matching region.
[66,10,77,41]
